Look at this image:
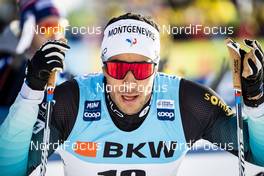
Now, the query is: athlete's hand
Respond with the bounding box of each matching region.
[227,38,264,107]
[25,40,70,90]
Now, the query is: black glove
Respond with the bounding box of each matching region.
[227,39,264,107]
[241,39,264,107]
[25,40,70,90]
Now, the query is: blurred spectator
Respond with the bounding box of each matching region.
[0,0,17,32]
[0,0,67,106]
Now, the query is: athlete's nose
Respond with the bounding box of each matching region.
[123,70,137,83]
[123,71,138,93]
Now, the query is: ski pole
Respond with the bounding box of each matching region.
[39,38,67,176]
[39,69,58,176]
[226,38,246,176]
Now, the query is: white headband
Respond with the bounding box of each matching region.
[101,19,160,63]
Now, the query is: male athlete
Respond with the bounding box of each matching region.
[0,13,264,176]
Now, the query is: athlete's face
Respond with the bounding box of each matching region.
[103,53,157,115]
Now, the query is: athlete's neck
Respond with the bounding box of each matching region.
[104,79,152,131]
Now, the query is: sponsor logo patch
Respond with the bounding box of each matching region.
[204,93,234,117]
[74,141,98,157]
[83,100,101,121]
[156,100,175,121]
[126,38,137,46]
[74,141,177,158]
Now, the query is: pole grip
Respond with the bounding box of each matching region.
[47,70,57,88]
[225,38,242,91]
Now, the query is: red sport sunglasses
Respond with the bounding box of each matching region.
[104,60,157,80]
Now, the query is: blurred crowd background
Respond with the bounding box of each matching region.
[0,0,264,111]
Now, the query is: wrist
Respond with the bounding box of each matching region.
[243,93,264,107]
[20,81,44,103]
[25,77,46,90]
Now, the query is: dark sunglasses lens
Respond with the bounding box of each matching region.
[106,62,129,79]
[132,63,155,80]
[105,62,155,80]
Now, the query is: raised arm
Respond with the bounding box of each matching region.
[0,41,70,175]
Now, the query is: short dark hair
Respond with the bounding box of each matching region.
[105,13,159,32]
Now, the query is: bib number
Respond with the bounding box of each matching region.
[98,169,146,176]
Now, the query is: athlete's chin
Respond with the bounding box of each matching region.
[118,95,142,114]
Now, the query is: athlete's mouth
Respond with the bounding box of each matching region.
[121,94,139,102]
